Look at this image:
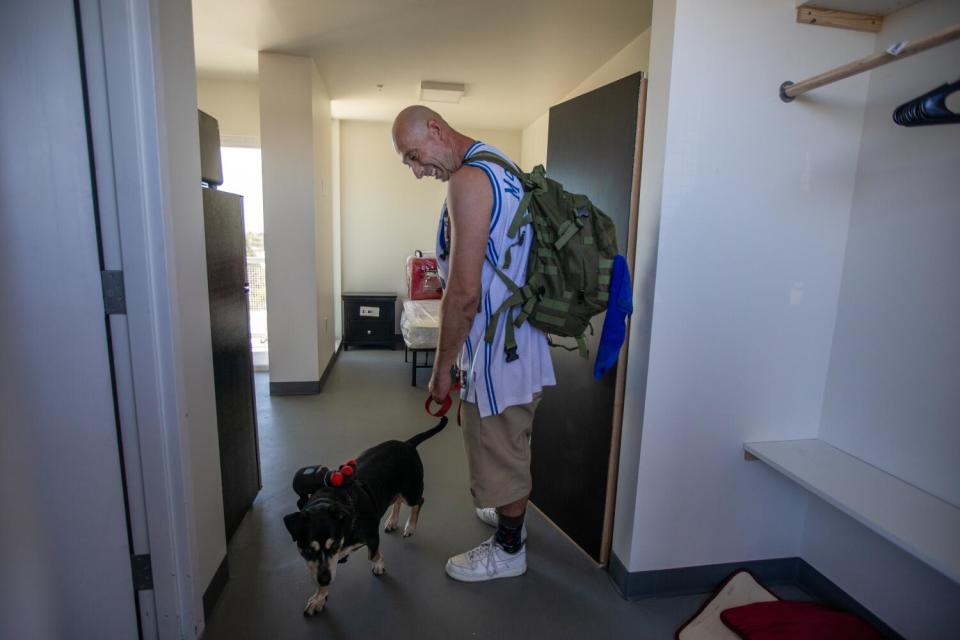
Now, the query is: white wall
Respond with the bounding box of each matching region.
[339,120,520,322]
[258,53,337,383]
[196,75,260,145]
[567,29,652,103]
[612,0,677,568]
[312,64,337,370]
[332,119,344,344]
[803,2,960,636]
[520,112,550,172]
[520,29,652,171]
[154,0,227,616]
[804,499,960,639]
[259,53,322,384]
[818,0,960,508]
[618,0,876,572]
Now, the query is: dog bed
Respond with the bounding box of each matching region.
[676,570,778,640]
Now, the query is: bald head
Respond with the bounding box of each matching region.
[392,105,473,182]
[392,105,448,141]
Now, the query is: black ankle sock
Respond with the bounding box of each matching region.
[494,511,525,554]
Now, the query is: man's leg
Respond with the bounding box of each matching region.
[494,497,527,555]
[497,497,528,518]
[445,396,540,582]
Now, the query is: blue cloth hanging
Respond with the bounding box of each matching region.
[594,254,633,379]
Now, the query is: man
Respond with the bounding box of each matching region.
[392,106,555,581]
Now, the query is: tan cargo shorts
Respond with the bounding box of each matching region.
[459,394,542,508]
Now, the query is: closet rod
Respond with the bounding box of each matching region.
[780,23,960,102]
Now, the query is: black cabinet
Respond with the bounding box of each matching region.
[201,187,260,542]
[342,293,397,349]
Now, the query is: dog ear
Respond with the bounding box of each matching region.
[283,512,303,542]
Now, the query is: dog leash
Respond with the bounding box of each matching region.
[424,373,462,424]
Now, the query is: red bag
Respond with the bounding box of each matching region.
[407,250,443,300]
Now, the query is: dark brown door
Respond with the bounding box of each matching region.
[530,73,642,562]
[203,187,261,541]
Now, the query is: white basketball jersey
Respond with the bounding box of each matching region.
[435,141,555,417]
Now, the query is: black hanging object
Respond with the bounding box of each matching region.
[893,79,960,127]
[292,460,359,509]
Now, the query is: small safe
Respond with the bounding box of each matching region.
[342,293,397,349]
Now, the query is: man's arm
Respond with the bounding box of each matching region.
[428,165,492,403]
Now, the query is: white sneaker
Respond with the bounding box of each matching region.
[475,507,498,527]
[445,536,527,582]
[475,508,528,541]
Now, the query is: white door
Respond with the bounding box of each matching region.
[0,1,141,637]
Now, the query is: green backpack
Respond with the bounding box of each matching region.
[465,151,619,360]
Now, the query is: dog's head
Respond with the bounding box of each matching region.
[283,499,353,586]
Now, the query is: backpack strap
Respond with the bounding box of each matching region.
[466,150,549,361]
[483,262,531,362]
[466,150,526,359]
[464,150,525,182]
[465,151,546,239]
[547,334,589,359]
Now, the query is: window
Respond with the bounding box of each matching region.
[220,146,268,369]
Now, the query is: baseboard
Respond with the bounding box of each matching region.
[796,559,903,639]
[608,553,800,600]
[202,554,229,620]
[318,342,342,392]
[269,344,342,396]
[607,553,903,639]
[269,380,320,395]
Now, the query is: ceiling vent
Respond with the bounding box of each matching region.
[419,81,465,103]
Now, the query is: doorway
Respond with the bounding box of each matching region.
[220,145,269,371]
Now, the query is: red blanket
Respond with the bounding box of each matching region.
[721,601,883,640]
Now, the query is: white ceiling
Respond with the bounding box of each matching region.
[193,0,652,130]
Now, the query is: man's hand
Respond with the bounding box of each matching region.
[428,365,453,405]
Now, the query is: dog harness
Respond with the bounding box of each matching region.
[295,459,380,542]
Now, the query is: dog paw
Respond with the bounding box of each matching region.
[383,522,398,533]
[371,564,386,577]
[401,526,415,538]
[303,593,327,616]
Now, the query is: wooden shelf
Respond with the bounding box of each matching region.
[744,438,960,584]
[797,1,922,17]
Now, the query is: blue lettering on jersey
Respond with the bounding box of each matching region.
[503,171,521,199]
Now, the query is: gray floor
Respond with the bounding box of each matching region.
[202,348,807,640]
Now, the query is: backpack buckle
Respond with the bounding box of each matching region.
[505,346,519,363]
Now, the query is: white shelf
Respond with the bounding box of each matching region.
[744,438,960,584]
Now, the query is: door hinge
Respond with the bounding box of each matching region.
[131,554,153,591]
[101,270,126,315]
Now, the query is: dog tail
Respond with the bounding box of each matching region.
[406,416,448,448]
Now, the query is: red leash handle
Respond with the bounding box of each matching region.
[424,379,461,417]
[424,394,452,417]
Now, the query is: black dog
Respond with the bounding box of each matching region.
[283,417,447,616]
